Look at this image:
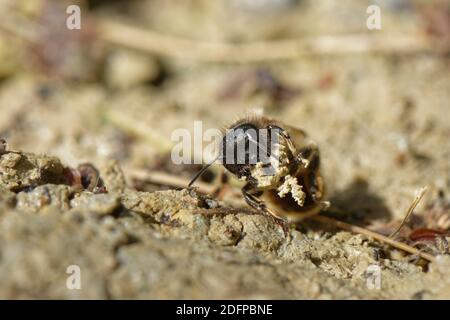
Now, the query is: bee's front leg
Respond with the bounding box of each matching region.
[242,184,290,235]
[266,125,297,156]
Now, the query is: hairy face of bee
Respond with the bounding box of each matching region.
[219,122,293,187]
[220,123,258,179]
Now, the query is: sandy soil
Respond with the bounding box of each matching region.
[0,0,449,299]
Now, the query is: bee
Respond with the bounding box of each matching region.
[189,116,328,229]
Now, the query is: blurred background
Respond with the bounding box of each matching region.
[0,0,449,222]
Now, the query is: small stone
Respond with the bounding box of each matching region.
[15,184,72,213]
[70,193,121,216]
[100,160,126,194]
[0,151,65,191]
[208,215,242,246]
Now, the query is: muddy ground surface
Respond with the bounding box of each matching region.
[0,0,449,299]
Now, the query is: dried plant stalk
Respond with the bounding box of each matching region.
[389,186,428,239]
[126,169,215,194]
[312,215,435,262]
[97,19,445,63]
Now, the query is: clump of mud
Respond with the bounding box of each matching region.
[0,148,449,299]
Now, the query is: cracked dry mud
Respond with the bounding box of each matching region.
[0,150,449,299]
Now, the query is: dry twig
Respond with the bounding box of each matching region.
[97,18,446,63]
[126,168,215,194]
[1,8,448,63]
[311,215,435,262]
[389,186,428,239]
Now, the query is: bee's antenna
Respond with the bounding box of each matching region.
[188,155,221,188]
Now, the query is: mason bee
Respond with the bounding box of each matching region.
[189,116,328,229]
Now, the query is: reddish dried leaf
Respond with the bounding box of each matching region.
[409,228,447,242]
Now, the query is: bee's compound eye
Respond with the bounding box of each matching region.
[231,123,258,143]
[221,123,259,167]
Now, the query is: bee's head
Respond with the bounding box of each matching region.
[189,121,292,188]
[219,122,259,180]
[219,123,291,187]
